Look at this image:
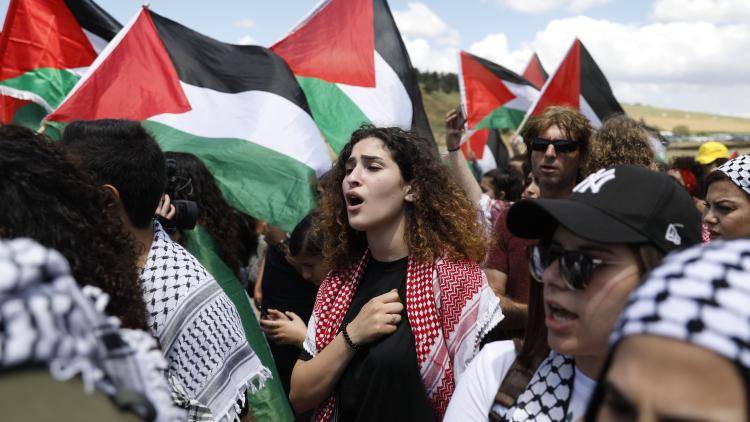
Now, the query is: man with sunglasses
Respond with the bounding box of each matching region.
[484,107,593,338]
[445,164,700,422]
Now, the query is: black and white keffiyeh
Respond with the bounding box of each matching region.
[717,154,750,196]
[612,238,750,367]
[140,221,270,422]
[496,351,576,421]
[0,237,185,421]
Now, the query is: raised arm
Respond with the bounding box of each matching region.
[445,107,482,204]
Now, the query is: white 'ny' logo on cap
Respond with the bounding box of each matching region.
[665,223,683,245]
[573,168,616,194]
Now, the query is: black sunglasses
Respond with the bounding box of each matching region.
[530,138,579,154]
[528,244,616,290]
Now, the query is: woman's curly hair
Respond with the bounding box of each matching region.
[164,152,245,279]
[0,125,148,330]
[320,125,487,270]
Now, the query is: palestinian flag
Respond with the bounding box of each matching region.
[0,0,120,127]
[526,38,624,127]
[458,51,539,131]
[271,0,434,153]
[522,52,548,90]
[461,128,509,173]
[46,8,330,232]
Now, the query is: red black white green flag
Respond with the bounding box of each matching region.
[461,128,509,173]
[46,8,330,234]
[458,50,539,132]
[526,38,624,127]
[522,52,548,90]
[271,0,434,152]
[0,0,120,126]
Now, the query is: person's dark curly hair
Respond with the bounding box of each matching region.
[164,152,245,279]
[0,125,148,330]
[584,114,655,177]
[62,119,166,230]
[321,125,487,270]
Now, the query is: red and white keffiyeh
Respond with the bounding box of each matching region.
[303,251,503,420]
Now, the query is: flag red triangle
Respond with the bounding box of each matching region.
[1,95,30,123]
[271,0,375,87]
[461,51,516,129]
[530,40,580,116]
[522,53,547,90]
[47,9,190,122]
[0,0,97,81]
[461,128,490,160]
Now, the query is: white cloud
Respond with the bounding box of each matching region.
[468,33,534,74]
[393,2,459,46]
[524,17,750,86]
[236,35,256,45]
[651,0,750,24]
[393,3,460,72]
[233,19,255,29]
[403,38,457,73]
[482,16,750,116]
[500,0,609,14]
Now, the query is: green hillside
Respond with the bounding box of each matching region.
[418,86,750,147]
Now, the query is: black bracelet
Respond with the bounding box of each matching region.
[447,145,461,152]
[342,324,360,352]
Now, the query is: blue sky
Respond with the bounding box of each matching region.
[2,0,749,118]
[0,0,651,49]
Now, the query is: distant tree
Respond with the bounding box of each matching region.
[673,125,690,136]
[440,73,458,93]
[414,68,458,94]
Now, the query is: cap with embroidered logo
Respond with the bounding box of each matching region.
[507,165,702,253]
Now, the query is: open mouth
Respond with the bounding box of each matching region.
[547,302,578,322]
[345,192,364,207]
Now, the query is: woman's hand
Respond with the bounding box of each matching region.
[260,309,307,347]
[346,289,403,346]
[445,106,466,152]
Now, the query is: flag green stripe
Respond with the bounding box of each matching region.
[143,121,317,232]
[183,226,294,422]
[297,76,371,153]
[11,102,45,128]
[475,106,527,131]
[0,68,80,109]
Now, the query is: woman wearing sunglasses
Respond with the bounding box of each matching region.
[444,165,701,422]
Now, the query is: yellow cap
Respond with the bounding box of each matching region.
[695,141,729,165]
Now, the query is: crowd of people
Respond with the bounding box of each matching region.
[1,105,750,421]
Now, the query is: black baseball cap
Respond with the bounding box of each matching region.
[507,165,701,253]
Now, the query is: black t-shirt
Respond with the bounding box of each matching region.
[335,257,434,422]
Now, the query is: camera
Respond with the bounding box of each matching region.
[163,158,198,231]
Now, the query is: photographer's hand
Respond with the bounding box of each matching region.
[156,194,176,220]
